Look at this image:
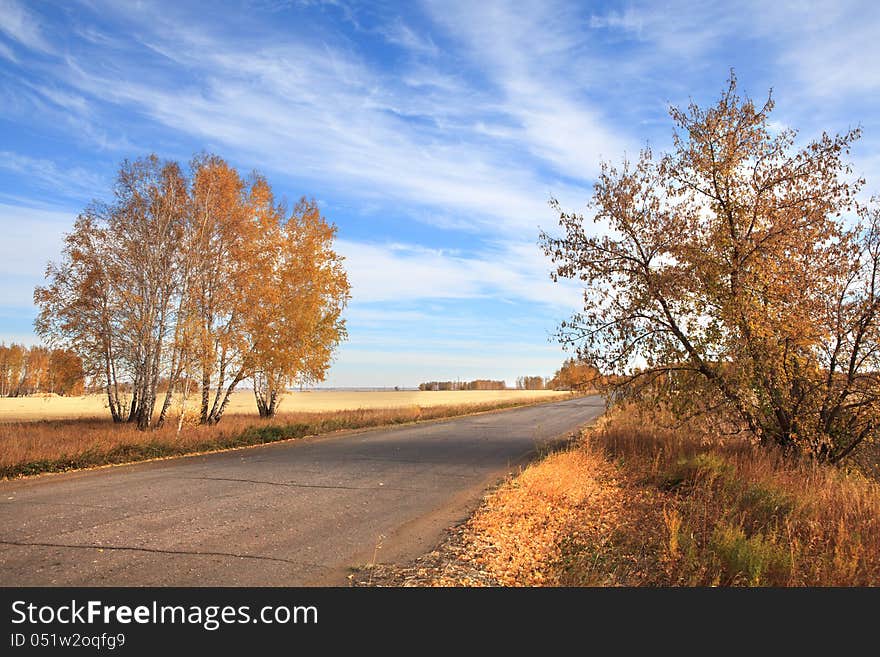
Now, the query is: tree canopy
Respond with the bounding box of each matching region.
[541,74,879,462]
[35,153,350,428]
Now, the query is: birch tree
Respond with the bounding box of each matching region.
[247,192,350,418]
[35,152,349,429]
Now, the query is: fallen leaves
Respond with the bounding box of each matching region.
[353,434,627,587]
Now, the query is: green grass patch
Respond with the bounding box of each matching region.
[709,523,792,586]
[662,452,735,490]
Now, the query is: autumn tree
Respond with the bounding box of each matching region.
[0,343,25,396]
[466,379,505,390]
[48,348,85,395]
[247,191,349,418]
[516,375,545,390]
[35,153,349,428]
[21,346,50,395]
[417,379,505,390]
[36,207,136,420]
[36,156,188,428]
[114,156,188,429]
[541,74,877,462]
[547,359,600,391]
[0,343,84,396]
[184,154,254,425]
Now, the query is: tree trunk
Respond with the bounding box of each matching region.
[209,369,245,425]
[255,383,269,418]
[127,387,139,423]
[104,352,122,423]
[200,367,211,424]
[267,388,279,418]
[156,377,176,428]
[207,348,227,424]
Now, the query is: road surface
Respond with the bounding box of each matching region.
[0,395,603,585]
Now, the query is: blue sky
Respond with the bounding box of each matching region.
[1,0,879,387]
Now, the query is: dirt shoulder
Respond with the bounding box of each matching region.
[351,433,625,587]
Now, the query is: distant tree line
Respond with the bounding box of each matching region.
[418,379,506,391]
[515,375,545,390]
[0,343,84,397]
[416,362,604,393]
[35,153,350,429]
[546,358,602,391]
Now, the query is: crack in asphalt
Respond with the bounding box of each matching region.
[184,476,422,492]
[0,539,317,566]
[345,456,451,465]
[0,500,116,509]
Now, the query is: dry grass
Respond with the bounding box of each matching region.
[463,445,622,586]
[0,389,566,422]
[0,395,569,479]
[378,404,880,587]
[572,407,880,586]
[353,438,625,587]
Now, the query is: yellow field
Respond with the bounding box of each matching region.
[0,389,567,423]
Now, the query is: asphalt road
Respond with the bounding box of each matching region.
[0,395,603,586]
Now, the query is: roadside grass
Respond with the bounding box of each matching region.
[464,444,620,586]
[0,396,573,479]
[572,407,880,585]
[409,405,880,587]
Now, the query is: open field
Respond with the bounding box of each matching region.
[0,389,566,423]
[0,390,574,479]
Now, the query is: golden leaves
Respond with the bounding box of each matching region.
[35,153,350,427]
[541,74,879,461]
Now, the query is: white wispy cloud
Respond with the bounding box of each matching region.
[768,2,880,99]
[583,1,880,101]
[55,36,564,233]
[0,202,72,307]
[589,9,643,34]
[425,0,635,180]
[1,76,137,153]
[378,19,439,56]
[0,37,15,61]
[0,0,53,54]
[337,238,582,309]
[0,151,108,199]
[10,0,617,236]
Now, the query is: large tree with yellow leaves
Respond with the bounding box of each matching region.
[542,75,879,462]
